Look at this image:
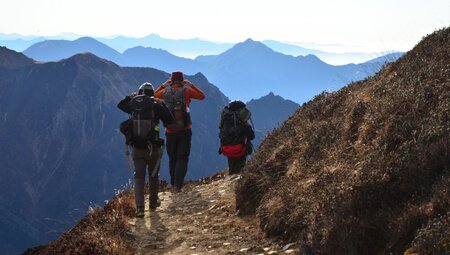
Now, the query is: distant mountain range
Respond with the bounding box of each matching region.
[96,34,234,58]
[21,37,403,104]
[261,40,392,65]
[0,33,401,65]
[0,46,298,255]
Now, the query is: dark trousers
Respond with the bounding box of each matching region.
[133,145,161,209]
[228,156,246,174]
[166,129,192,189]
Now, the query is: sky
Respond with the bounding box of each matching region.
[1,0,450,53]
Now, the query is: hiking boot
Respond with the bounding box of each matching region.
[135,207,145,218]
[149,199,161,211]
[173,186,182,193]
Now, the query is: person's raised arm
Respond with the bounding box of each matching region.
[117,93,136,114]
[184,80,205,100]
[154,81,171,99]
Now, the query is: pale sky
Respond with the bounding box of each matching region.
[2,0,450,52]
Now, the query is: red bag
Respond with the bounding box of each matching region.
[221,144,246,158]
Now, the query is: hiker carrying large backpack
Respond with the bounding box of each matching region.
[118,82,173,217]
[219,100,255,175]
[154,71,205,193]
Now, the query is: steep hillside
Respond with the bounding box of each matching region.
[0,50,228,254]
[236,27,450,255]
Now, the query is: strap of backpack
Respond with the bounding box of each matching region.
[165,85,186,104]
[249,116,255,130]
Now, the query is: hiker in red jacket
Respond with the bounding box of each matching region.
[154,71,205,192]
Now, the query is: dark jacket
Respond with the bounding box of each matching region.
[118,95,174,148]
[118,95,174,125]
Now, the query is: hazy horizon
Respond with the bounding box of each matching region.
[2,0,449,54]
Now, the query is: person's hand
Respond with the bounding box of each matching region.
[183,80,193,87]
[154,97,163,103]
[129,92,138,98]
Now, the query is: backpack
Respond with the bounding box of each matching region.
[120,95,159,149]
[163,85,191,130]
[219,101,254,158]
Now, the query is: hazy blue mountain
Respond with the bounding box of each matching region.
[262,40,326,57]
[22,37,401,104]
[0,48,229,254]
[121,46,200,73]
[197,39,384,103]
[260,40,376,64]
[0,37,46,52]
[6,33,402,64]
[23,37,123,63]
[0,33,80,52]
[97,34,234,57]
[22,37,202,73]
[262,40,399,65]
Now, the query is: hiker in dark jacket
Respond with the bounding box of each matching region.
[219,100,255,174]
[154,71,205,193]
[118,82,173,217]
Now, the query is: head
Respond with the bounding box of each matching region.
[170,71,184,84]
[138,82,154,96]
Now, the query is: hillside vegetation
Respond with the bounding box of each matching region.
[236,27,449,254]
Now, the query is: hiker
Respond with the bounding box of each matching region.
[118,82,174,217]
[219,100,255,175]
[154,71,205,192]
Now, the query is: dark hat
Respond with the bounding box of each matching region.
[171,71,184,82]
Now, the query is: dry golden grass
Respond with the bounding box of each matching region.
[23,190,136,255]
[236,27,450,254]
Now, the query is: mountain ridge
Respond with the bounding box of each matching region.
[21,36,401,103]
[0,46,34,68]
[1,32,394,64]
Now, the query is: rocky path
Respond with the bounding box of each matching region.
[128,175,297,254]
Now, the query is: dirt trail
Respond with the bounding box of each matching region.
[128,175,296,254]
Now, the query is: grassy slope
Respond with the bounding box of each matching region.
[236,27,450,254]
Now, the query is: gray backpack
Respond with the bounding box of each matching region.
[163,86,191,130]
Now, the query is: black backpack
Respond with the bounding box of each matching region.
[120,95,158,149]
[219,101,251,145]
[163,85,191,130]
